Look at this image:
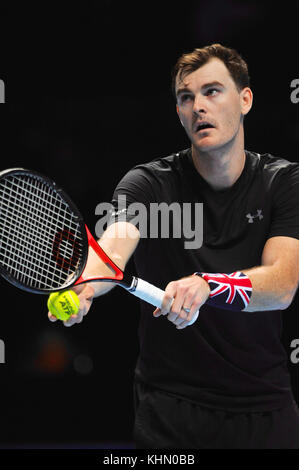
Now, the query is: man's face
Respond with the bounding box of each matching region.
[175,58,252,153]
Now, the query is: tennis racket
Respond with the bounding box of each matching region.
[0,168,198,324]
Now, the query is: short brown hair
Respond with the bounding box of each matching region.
[172,43,250,99]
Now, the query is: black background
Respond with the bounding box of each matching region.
[0,0,299,448]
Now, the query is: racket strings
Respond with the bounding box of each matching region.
[0,178,79,233]
[0,196,74,260]
[0,173,84,290]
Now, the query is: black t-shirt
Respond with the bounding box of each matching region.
[108,149,299,412]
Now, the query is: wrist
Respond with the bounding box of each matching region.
[193,271,252,311]
[195,273,211,300]
[88,280,116,298]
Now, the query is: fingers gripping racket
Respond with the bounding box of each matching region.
[0,168,198,324]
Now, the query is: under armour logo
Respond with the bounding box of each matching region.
[246,209,263,223]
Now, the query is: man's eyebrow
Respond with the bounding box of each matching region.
[201,80,224,90]
[176,86,192,97]
[176,80,225,97]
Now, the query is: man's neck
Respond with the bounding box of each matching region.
[191,136,246,191]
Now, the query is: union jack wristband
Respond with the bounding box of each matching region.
[194,271,252,311]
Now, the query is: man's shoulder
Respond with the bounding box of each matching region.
[132,148,190,174]
[114,149,190,194]
[245,151,299,191]
[247,149,299,172]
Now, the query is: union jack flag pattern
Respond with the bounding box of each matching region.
[194,271,252,311]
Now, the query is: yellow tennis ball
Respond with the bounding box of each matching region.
[47,290,80,321]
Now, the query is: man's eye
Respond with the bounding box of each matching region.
[180,94,192,103]
[206,88,219,96]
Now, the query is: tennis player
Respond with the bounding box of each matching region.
[49,44,299,448]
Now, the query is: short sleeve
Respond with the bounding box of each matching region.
[268,164,299,240]
[107,166,156,227]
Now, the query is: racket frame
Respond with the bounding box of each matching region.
[0,168,134,294]
[0,168,89,294]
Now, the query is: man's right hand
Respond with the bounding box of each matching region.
[48,283,96,327]
[47,221,141,327]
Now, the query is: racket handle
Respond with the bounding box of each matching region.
[127,277,165,308]
[127,277,199,326]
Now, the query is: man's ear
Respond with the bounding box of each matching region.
[240,87,253,116]
[176,104,184,126]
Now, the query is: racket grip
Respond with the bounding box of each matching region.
[127,277,199,326]
[128,278,165,307]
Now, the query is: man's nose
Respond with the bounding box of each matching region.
[193,95,206,115]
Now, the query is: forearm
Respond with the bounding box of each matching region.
[81,221,140,298]
[243,264,298,312]
[82,244,118,298]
